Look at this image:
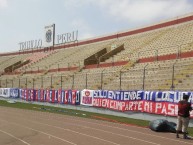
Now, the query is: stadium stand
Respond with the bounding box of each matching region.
[1,13,193,91]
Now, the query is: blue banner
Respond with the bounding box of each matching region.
[10,88,19,98]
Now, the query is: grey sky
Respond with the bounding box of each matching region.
[0,0,193,53]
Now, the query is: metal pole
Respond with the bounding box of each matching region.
[41,76,43,88]
[51,75,53,89]
[156,50,158,61]
[101,71,103,89]
[19,78,20,88]
[33,78,34,89]
[53,24,55,47]
[26,78,27,88]
[120,71,122,90]
[142,69,146,90]
[72,74,74,89]
[142,64,148,90]
[86,73,88,89]
[61,75,62,89]
[171,64,175,90]
[178,45,181,59]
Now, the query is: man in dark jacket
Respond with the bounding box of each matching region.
[176,94,192,139]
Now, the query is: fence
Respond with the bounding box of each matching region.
[0,62,193,91]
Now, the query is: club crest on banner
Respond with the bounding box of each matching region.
[81,89,94,106]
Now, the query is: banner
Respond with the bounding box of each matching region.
[81,89,94,106]
[46,89,50,102]
[54,90,58,103]
[141,91,193,117]
[19,89,22,99]
[49,90,58,103]
[58,89,80,105]
[93,90,143,111]
[91,90,193,117]
[43,89,47,101]
[1,88,193,118]
[68,90,80,105]
[74,90,81,105]
[24,89,28,101]
[35,89,41,102]
[10,88,19,98]
[58,89,64,104]
[0,88,10,98]
[44,24,55,47]
[20,89,25,100]
[27,89,31,101]
[30,89,36,101]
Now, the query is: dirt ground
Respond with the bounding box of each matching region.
[0,106,192,145]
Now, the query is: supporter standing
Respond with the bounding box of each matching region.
[176,94,192,139]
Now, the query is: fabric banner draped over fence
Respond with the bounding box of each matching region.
[20,89,80,105]
[0,88,19,98]
[85,90,193,117]
[1,88,193,117]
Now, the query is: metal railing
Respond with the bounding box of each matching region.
[1,62,193,91]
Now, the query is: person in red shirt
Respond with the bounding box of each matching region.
[176,94,192,139]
